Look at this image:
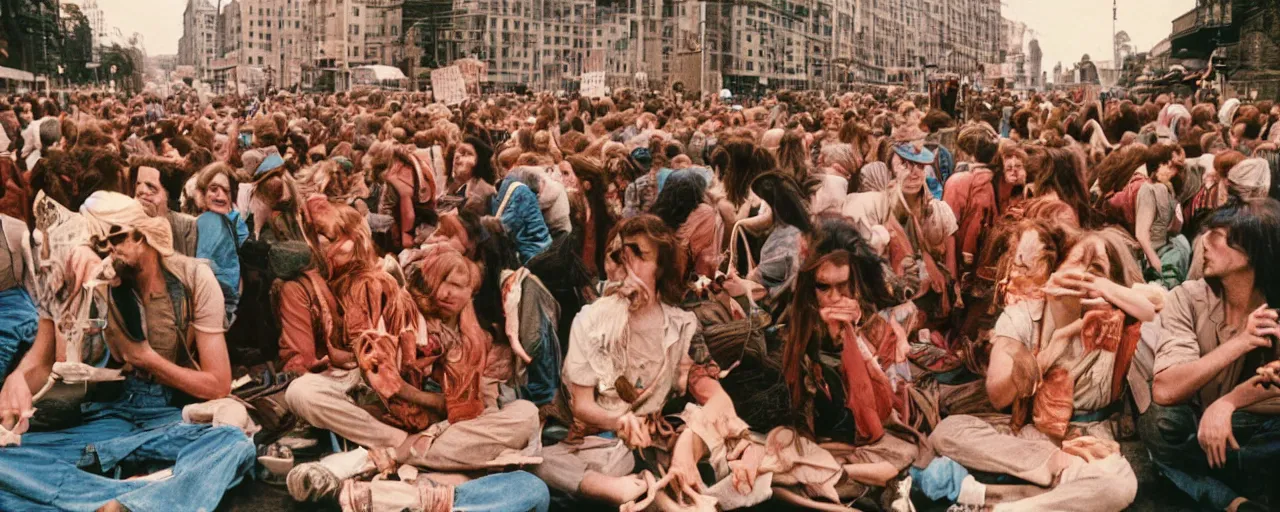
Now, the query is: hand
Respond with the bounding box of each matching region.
[1239,304,1280,351]
[728,441,766,494]
[1043,269,1103,299]
[111,339,158,371]
[615,412,652,450]
[668,439,708,503]
[819,297,862,328]
[0,374,34,433]
[1198,399,1238,469]
[1257,360,1280,388]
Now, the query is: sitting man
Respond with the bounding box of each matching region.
[1144,198,1280,512]
[0,191,254,512]
[283,201,546,512]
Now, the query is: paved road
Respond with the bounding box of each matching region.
[218,441,1199,511]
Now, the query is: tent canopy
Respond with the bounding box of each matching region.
[353,65,406,81]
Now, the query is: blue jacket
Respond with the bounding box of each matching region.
[493,178,551,264]
[196,211,241,320]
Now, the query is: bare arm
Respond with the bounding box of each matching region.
[393,386,446,415]
[1153,337,1256,406]
[130,330,232,401]
[568,382,624,432]
[1134,188,1161,273]
[1218,375,1280,410]
[986,336,1034,411]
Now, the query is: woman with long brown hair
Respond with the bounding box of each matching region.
[1026,146,1096,227]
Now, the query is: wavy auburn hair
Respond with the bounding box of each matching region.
[611,214,688,306]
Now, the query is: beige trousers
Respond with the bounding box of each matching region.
[929,414,1137,512]
[285,369,541,472]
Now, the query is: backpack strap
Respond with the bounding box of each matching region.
[495,181,527,218]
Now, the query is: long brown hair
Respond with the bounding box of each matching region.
[612,214,688,306]
[710,138,775,206]
[784,214,894,432]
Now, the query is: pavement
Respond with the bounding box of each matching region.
[217,440,1202,511]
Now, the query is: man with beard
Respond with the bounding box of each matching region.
[0,192,254,512]
[1144,198,1280,512]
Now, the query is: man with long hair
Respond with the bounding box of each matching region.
[1145,198,1280,512]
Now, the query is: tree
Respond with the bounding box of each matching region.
[1113,30,1132,66]
[61,2,93,83]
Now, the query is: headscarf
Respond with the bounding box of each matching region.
[1227,158,1272,200]
[1219,98,1241,127]
[79,191,175,257]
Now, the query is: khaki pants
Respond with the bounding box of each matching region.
[285,369,541,471]
[533,436,635,494]
[929,415,1137,512]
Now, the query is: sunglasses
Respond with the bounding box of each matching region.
[608,242,647,264]
[93,228,137,252]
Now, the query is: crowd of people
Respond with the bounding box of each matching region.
[0,83,1278,512]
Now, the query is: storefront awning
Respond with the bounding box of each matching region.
[0,66,35,82]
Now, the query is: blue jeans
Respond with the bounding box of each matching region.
[0,377,256,512]
[1140,402,1280,510]
[454,471,550,512]
[0,288,38,379]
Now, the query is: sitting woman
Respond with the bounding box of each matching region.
[651,168,723,280]
[921,228,1158,512]
[535,215,743,508]
[842,142,958,324]
[193,162,246,321]
[780,214,923,489]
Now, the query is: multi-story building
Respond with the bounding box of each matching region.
[178,0,219,81]
[403,0,1006,93]
[1170,0,1280,99]
[216,0,311,88]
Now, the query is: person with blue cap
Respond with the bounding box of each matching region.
[841,139,959,323]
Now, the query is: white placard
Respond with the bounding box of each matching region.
[581,71,607,98]
[430,66,467,106]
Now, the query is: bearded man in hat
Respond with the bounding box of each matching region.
[0,191,254,512]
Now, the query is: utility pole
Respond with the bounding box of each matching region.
[1111,0,1117,71]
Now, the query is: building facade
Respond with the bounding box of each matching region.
[178,0,219,81]
[1170,0,1280,99]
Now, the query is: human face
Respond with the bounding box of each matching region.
[814,261,853,308]
[1202,227,1251,278]
[1156,162,1179,184]
[1009,230,1052,289]
[893,156,927,195]
[203,173,233,214]
[134,166,168,217]
[99,227,146,268]
[1060,238,1111,279]
[615,234,660,305]
[453,143,477,183]
[433,269,474,317]
[1003,156,1026,186]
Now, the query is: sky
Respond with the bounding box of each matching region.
[90,0,1198,69]
[1004,0,1196,78]
[76,0,188,55]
